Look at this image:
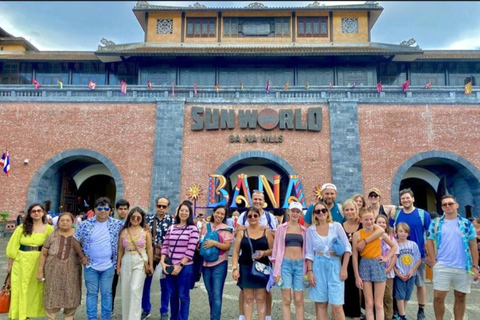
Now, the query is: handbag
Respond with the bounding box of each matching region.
[152,219,163,264]
[164,225,188,275]
[245,229,271,282]
[0,273,11,314]
[331,235,346,256]
[127,229,152,276]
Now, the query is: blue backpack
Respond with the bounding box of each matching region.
[199,223,231,262]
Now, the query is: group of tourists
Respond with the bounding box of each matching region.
[4,183,480,320]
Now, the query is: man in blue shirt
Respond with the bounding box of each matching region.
[304,183,343,227]
[394,189,431,320]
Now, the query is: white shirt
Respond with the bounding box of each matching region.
[305,222,352,261]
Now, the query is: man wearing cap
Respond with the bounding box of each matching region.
[304,183,343,227]
[366,188,396,219]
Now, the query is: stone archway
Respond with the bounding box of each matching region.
[27,149,124,212]
[391,150,480,217]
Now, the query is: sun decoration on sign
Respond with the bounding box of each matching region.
[187,184,202,201]
[313,185,323,200]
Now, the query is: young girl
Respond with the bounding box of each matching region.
[393,223,421,320]
[375,215,399,320]
[352,210,397,320]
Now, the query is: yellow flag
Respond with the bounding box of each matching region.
[57,79,63,89]
[465,81,472,95]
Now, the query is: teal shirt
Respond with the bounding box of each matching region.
[304,201,343,224]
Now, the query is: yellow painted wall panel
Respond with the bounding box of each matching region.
[146,12,182,43]
[332,11,368,43]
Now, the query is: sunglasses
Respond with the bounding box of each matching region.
[31,209,43,214]
[247,213,259,219]
[441,202,455,207]
[96,206,110,212]
[157,205,168,209]
[313,208,328,214]
[198,215,204,217]
[368,194,379,198]
[131,215,142,221]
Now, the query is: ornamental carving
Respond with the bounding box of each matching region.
[400,38,416,46]
[98,38,115,51]
[157,19,173,34]
[189,2,206,8]
[134,1,149,9]
[307,1,324,7]
[246,2,267,8]
[341,18,358,34]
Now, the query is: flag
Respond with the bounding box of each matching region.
[32,79,40,89]
[266,80,270,94]
[305,81,309,90]
[171,82,175,98]
[352,82,356,89]
[216,82,220,93]
[465,81,473,95]
[376,81,382,93]
[88,80,96,90]
[240,82,244,91]
[0,150,10,176]
[147,80,152,90]
[284,82,289,91]
[328,82,332,89]
[425,81,432,89]
[193,82,198,97]
[120,80,127,95]
[402,80,410,92]
[57,79,63,89]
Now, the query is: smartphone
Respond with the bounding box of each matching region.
[252,250,261,259]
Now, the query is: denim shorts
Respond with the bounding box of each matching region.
[309,255,344,305]
[279,257,305,291]
[394,276,416,300]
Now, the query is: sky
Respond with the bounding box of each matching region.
[0,1,479,51]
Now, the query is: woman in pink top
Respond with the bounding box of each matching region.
[116,207,154,320]
[271,201,307,320]
[199,205,234,320]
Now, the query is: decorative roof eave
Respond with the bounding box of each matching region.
[0,37,39,51]
[417,50,480,60]
[0,51,98,61]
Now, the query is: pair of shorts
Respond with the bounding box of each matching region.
[237,264,269,289]
[279,257,305,291]
[415,259,426,286]
[433,263,472,294]
[394,276,416,300]
[359,257,386,282]
[309,255,344,305]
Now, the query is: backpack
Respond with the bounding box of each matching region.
[199,223,231,262]
[242,211,274,230]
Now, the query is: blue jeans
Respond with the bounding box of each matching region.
[202,260,228,320]
[142,265,170,314]
[84,265,115,320]
[167,264,193,320]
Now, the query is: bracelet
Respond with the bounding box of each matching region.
[307,269,313,272]
[363,239,368,244]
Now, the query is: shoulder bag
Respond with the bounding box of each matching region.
[164,225,188,275]
[245,229,271,282]
[127,229,152,276]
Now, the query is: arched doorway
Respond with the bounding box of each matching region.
[27,149,124,214]
[214,151,297,210]
[391,151,480,217]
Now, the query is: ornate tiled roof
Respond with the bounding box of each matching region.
[0,51,98,60]
[418,50,480,60]
[0,37,39,51]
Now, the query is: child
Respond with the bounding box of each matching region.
[393,223,421,320]
[376,215,399,320]
[353,210,397,320]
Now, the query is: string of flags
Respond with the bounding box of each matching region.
[0,149,10,177]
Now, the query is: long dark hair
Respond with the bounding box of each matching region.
[174,202,195,226]
[212,205,228,224]
[122,206,147,230]
[23,203,47,236]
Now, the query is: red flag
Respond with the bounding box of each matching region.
[266,80,270,94]
[120,80,127,95]
[193,82,198,97]
[376,81,382,93]
[425,81,432,89]
[147,80,152,90]
[32,79,40,89]
[0,149,10,176]
[88,80,96,90]
[171,82,175,98]
[402,80,410,92]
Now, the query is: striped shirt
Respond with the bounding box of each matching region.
[161,224,199,266]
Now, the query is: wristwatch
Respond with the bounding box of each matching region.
[473,265,480,270]
[179,263,184,268]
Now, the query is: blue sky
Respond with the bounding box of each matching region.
[0,1,479,51]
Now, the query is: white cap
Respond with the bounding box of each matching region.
[288,202,303,211]
[321,183,337,192]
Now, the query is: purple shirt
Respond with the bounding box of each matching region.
[161,224,199,265]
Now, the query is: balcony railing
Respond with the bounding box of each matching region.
[0,85,478,103]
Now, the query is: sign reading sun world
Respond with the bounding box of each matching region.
[191,106,322,143]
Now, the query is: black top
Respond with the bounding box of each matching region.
[239,229,270,267]
[285,233,303,247]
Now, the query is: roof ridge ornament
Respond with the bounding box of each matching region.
[134,1,149,9]
[365,1,380,6]
[307,1,325,7]
[98,38,116,50]
[189,2,206,9]
[246,2,267,9]
[400,38,416,46]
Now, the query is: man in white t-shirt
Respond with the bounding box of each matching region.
[235,190,277,320]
